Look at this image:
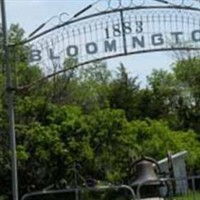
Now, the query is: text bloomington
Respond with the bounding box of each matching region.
[30,30,200,62]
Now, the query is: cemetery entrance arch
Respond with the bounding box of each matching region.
[12,0,200,89]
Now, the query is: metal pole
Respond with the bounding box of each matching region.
[0,0,19,200]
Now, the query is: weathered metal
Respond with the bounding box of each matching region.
[10,0,200,90]
[131,158,161,187]
[131,157,166,199]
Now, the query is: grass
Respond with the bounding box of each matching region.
[172,191,200,200]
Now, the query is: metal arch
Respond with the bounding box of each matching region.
[9,5,200,46]
[10,3,200,91]
[16,47,200,91]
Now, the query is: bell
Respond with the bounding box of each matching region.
[131,159,160,187]
[131,158,162,198]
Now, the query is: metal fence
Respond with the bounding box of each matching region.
[165,176,200,200]
[135,175,200,200]
[20,175,200,200]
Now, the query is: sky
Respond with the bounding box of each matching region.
[5,0,179,86]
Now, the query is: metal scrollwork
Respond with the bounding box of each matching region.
[107,0,145,9]
[101,0,199,10]
[59,12,70,23]
[181,0,194,7]
[95,0,110,12]
[132,0,145,7]
[108,0,119,9]
[13,0,200,91]
[29,0,200,29]
[28,11,70,37]
[102,0,148,10]
[45,12,70,26]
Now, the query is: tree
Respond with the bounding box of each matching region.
[0,23,45,198]
[109,64,140,120]
[70,61,112,112]
[86,108,138,182]
[1,23,200,200]
[172,57,200,132]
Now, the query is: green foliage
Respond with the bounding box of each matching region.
[130,120,200,167]
[109,64,140,120]
[1,24,200,199]
[146,69,178,119]
[172,57,200,132]
[87,109,137,182]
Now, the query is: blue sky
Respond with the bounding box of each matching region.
[6,0,176,86]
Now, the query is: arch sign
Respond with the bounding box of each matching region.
[14,0,200,77]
